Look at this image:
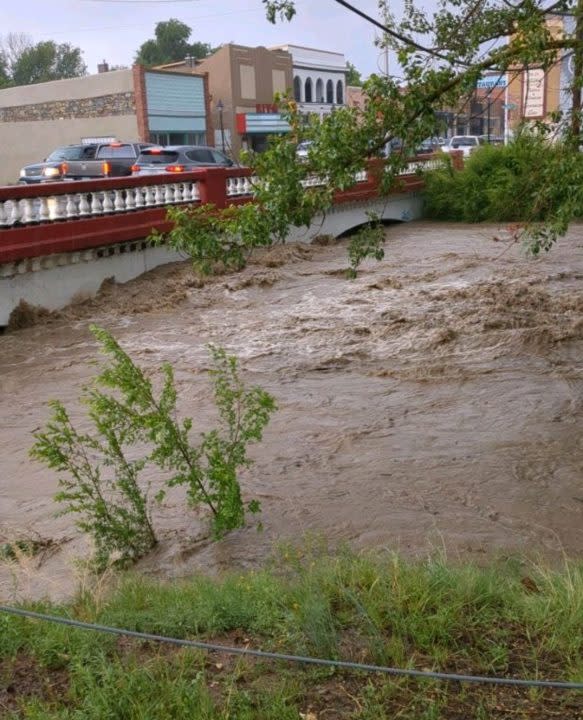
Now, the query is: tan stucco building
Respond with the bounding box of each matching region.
[196,44,293,157]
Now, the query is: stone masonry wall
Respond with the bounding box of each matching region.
[0,92,136,122]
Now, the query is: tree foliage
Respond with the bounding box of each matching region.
[0,53,9,88]
[346,61,363,87]
[426,133,583,219]
[135,19,213,66]
[158,0,583,267]
[158,100,392,276]
[0,33,86,86]
[256,0,583,251]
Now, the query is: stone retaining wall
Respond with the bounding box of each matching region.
[0,92,136,122]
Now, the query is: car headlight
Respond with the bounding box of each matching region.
[42,167,61,177]
[19,168,26,177]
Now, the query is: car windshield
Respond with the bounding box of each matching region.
[97,144,135,159]
[136,151,179,165]
[46,146,97,161]
[452,138,477,146]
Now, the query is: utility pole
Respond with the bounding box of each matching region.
[216,99,225,153]
[381,0,389,78]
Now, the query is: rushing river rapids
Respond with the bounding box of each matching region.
[2,221,583,601]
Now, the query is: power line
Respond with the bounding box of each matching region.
[2,605,583,690]
[330,0,470,66]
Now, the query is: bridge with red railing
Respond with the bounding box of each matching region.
[0,157,445,327]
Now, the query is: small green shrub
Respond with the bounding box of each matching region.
[346,213,386,278]
[31,327,276,570]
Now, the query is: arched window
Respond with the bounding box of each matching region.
[326,79,333,104]
[305,77,313,103]
[336,80,343,105]
[315,78,324,103]
[293,76,302,102]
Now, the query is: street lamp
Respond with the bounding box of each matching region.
[216,99,225,153]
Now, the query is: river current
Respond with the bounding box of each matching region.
[2,221,583,600]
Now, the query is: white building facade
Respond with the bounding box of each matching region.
[270,44,347,118]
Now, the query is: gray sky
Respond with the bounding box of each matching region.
[6,0,401,79]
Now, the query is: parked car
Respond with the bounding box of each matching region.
[296,140,313,161]
[19,144,99,184]
[441,135,483,157]
[131,146,234,176]
[415,137,441,155]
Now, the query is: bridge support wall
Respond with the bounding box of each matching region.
[0,242,181,325]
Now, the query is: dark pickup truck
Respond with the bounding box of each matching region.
[19,141,154,184]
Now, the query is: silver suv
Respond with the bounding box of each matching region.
[132,146,234,176]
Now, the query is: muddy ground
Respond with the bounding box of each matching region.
[2,221,583,601]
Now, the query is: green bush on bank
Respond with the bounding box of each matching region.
[424,135,583,225]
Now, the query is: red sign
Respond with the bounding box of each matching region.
[255,103,278,113]
[236,113,247,134]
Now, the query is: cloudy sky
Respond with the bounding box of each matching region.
[5,0,402,78]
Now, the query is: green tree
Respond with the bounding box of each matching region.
[135,19,213,66]
[0,33,86,86]
[162,0,583,268]
[0,52,9,88]
[346,61,363,87]
[11,40,86,85]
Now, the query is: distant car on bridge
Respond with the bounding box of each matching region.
[19,144,99,184]
[441,135,483,157]
[19,142,154,184]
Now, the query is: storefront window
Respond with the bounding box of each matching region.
[149,132,206,146]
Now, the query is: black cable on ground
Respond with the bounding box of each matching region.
[1,605,583,690]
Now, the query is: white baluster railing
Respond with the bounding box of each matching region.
[0,159,428,230]
[0,176,205,228]
[226,175,257,197]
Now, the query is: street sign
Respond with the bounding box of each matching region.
[502,103,516,110]
[476,75,508,90]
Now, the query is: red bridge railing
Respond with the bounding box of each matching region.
[0,158,443,265]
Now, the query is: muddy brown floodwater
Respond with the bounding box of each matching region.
[2,221,583,601]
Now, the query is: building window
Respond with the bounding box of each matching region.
[326,79,333,104]
[315,78,324,103]
[240,65,257,100]
[294,75,302,102]
[273,68,287,94]
[305,77,313,103]
[336,80,343,105]
[150,131,205,146]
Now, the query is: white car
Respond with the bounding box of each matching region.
[442,135,483,157]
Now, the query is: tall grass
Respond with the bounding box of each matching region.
[3,547,583,718]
